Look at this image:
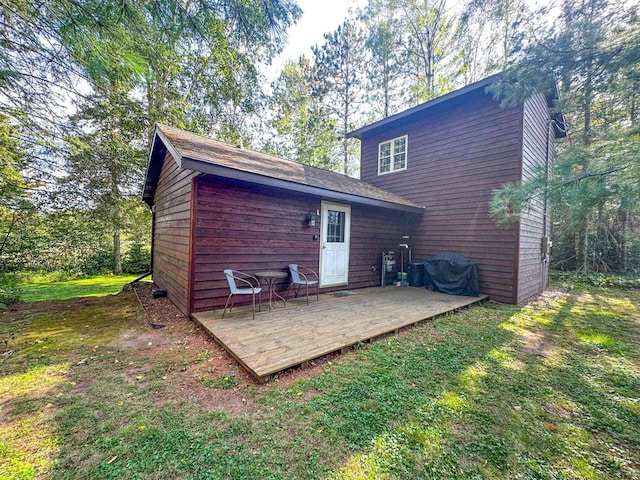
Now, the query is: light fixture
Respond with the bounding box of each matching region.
[306,212,317,228]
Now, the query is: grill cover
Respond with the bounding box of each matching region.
[424,253,479,296]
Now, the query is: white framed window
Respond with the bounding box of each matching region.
[378,135,407,175]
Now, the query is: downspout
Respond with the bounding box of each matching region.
[543,119,551,252]
[542,118,552,288]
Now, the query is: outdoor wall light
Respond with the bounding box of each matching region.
[306,212,318,228]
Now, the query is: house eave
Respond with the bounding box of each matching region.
[142,126,186,207]
[347,74,502,140]
[180,157,425,214]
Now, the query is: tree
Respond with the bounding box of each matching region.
[454,0,518,84]
[0,115,28,259]
[489,0,640,273]
[55,0,301,140]
[1,0,302,275]
[268,56,339,170]
[398,0,455,102]
[63,91,147,274]
[360,0,407,117]
[312,20,366,176]
[459,0,528,70]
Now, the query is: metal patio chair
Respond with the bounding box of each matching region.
[287,264,319,305]
[222,269,262,319]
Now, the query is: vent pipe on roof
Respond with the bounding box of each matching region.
[238,138,244,150]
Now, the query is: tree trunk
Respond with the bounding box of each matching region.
[384,54,390,118]
[113,226,122,274]
[503,0,510,66]
[581,221,589,271]
[343,119,349,175]
[621,209,629,272]
[0,211,16,257]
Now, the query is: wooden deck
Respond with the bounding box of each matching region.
[192,287,487,381]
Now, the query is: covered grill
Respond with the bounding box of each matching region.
[424,253,480,296]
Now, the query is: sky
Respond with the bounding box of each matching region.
[264,0,553,83]
[264,0,366,81]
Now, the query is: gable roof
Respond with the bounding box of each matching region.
[143,124,424,213]
[348,73,567,139]
[347,74,502,140]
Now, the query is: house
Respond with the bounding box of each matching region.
[142,125,424,315]
[142,74,564,316]
[348,73,565,304]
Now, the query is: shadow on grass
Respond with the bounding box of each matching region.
[0,293,143,478]
[1,288,639,479]
[308,290,640,479]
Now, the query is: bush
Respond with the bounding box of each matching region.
[551,271,640,289]
[122,243,150,274]
[0,275,21,308]
[78,248,114,276]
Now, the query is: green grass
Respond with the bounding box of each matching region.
[16,274,140,302]
[1,284,639,479]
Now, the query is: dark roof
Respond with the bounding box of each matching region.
[142,124,424,213]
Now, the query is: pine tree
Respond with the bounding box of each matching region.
[268,56,339,170]
[312,21,367,176]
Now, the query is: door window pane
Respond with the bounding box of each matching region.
[327,210,345,242]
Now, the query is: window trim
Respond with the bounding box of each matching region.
[377,135,408,175]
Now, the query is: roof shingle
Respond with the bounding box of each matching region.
[146,124,423,212]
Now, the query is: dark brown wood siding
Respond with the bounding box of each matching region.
[517,93,552,303]
[191,175,416,312]
[151,153,198,315]
[359,89,523,303]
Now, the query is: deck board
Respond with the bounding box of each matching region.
[192,287,487,380]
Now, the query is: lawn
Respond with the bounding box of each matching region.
[16,274,141,302]
[1,283,639,479]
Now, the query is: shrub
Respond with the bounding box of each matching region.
[79,248,114,276]
[122,243,150,274]
[0,275,21,308]
[551,271,640,289]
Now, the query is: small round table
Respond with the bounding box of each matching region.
[255,271,288,311]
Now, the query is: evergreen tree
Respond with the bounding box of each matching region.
[63,91,147,274]
[490,0,640,273]
[0,0,301,274]
[398,0,455,102]
[268,56,339,170]
[360,0,407,118]
[0,116,28,259]
[312,20,367,176]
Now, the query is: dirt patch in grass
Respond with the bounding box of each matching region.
[122,282,339,416]
[521,330,557,358]
[543,402,577,419]
[130,282,339,388]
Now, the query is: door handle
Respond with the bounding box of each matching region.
[322,243,327,250]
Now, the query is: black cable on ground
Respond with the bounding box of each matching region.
[132,282,165,329]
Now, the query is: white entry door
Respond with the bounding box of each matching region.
[319,202,351,287]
